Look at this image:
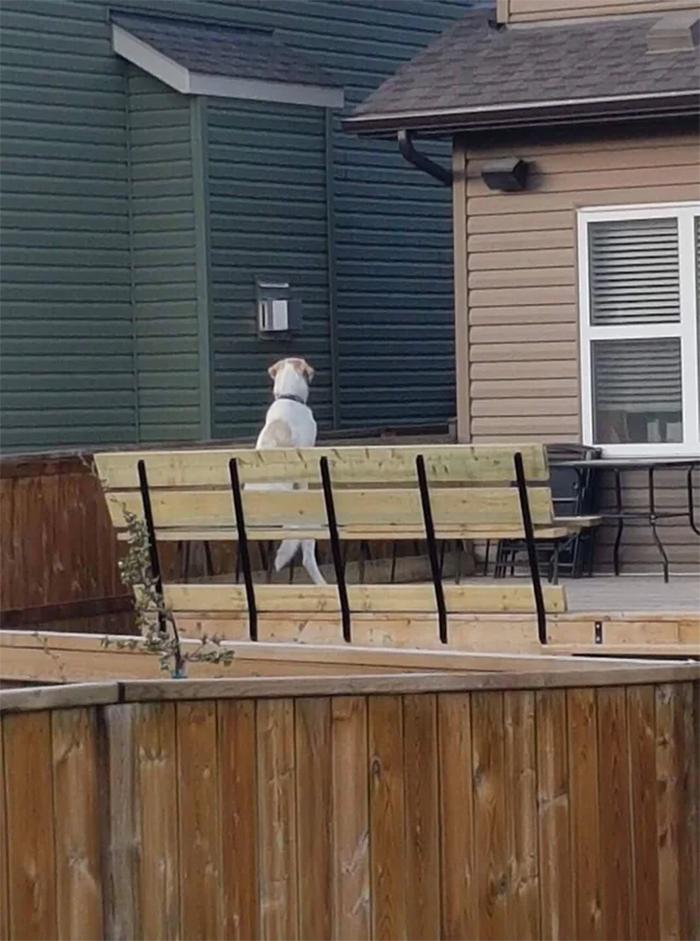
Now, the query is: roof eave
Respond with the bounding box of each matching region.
[343,90,700,138]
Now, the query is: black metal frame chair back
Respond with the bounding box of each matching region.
[415,454,448,644]
[319,456,352,642]
[513,452,548,645]
[228,458,258,641]
[136,459,167,635]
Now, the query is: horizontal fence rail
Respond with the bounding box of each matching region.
[0,669,698,941]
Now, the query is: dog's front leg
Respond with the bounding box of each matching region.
[301,539,326,585]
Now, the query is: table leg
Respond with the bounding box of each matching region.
[648,466,670,583]
[613,468,624,576]
[688,464,700,537]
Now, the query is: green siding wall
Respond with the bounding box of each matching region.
[126,69,202,443]
[0,0,135,449]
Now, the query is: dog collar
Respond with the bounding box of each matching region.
[275,393,306,405]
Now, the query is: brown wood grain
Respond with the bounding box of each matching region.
[504,690,539,940]
[218,699,259,941]
[134,702,179,941]
[536,689,573,941]
[403,694,440,941]
[52,707,103,941]
[3,711,57,940]
[257,698,298,941]
[176,701,221,940]
[0,721,8,941]
[597,687,632,940]
[626,685,661,941]
[471,691,509,940]
[295,697,332,941]
[656,684,682,941]
[566,688,602,940]
[438,693,476,940]
[369,695,406,941]
[675,682,699,941]
[331,696,370,941]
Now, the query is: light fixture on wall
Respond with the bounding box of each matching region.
[481,158,530,192]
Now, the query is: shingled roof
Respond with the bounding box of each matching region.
[345,7,700,135]
[111,10,343,109]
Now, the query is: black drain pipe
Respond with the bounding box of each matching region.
[397,129,453,186]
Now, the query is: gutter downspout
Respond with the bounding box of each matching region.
[397,130,452,186]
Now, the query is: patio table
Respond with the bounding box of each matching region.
[556,456,700,583]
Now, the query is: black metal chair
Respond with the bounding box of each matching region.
[492,444,601,582]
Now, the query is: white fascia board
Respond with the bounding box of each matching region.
[112,23,344,110]
[189,72,344,109]
[112,24,191,94]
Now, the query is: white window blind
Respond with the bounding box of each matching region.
[579,203,700,456]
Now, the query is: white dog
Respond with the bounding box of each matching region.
[254,357,326,585]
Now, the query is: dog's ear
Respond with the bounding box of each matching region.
[268,359,285,380]
[303,361,315,383]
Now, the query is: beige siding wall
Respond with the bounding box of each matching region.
[456,125,700,572]
[499,0,698,25]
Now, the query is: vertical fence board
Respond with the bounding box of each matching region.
[472,692,509,940]
[295,697,332,941]
[438,693,475,940]
[656,683,681,941]
[597,687,632,940]
[176,701,221,941]
[0,722,9,941]
[257,698,298,941]
[536,689,573,941]
[331,696,370,941]
[676,682,699,941]
[369,695,406,941]
[135,703,179,941]
[567,689,602,941]
[102,704,139,941]
[626,685,660,941]
[403,694,440,941]
[52,708,102,941]
[504,690,539,941]
[218,699,259,941]
[3,711,57,941]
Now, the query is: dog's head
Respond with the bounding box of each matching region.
[268,357,315,401]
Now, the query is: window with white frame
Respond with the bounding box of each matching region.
[578,203,700,456]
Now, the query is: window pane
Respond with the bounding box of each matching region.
[592,338,682,444]
[589,218,680,325]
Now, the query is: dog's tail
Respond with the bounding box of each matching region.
[274,538,300,572]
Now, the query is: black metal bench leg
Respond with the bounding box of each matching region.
[229,458,257,642]
[513,452,547,645]
[416,454,448,645]
[320,457,351,643]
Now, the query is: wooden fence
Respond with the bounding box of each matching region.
[1,667,698,941]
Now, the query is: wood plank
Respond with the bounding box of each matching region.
[331,697,370,941]
[566,688,603,941]
[471,691,509,940]
[0,721,8,941]
[106,484,555,531]
[176,701,221,940]
[626,685,660,941]
[3,711,57,941]
[134,702,179,941]
[368,695,406,940]
[403,694,440,941]
[504,690,539,940]
[52,707,102,941]
[102,704,139,941]
[536,689,573,940]
[675,682,699,941]
[95,444,549,489]
[165,582,568,616]
[256,698,298,941]
[438,693,476,940]
[295,697,332,941]
[656,683,682,941]
[0,682,119,713]
[597,687,632,940]
[218,699,259,941]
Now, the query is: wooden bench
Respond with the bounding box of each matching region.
[95,444,598,646]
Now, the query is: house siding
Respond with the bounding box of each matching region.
[0,0,135,449]
[126,69,202,443]
[457,123,700,572]
[501,0,698,24]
